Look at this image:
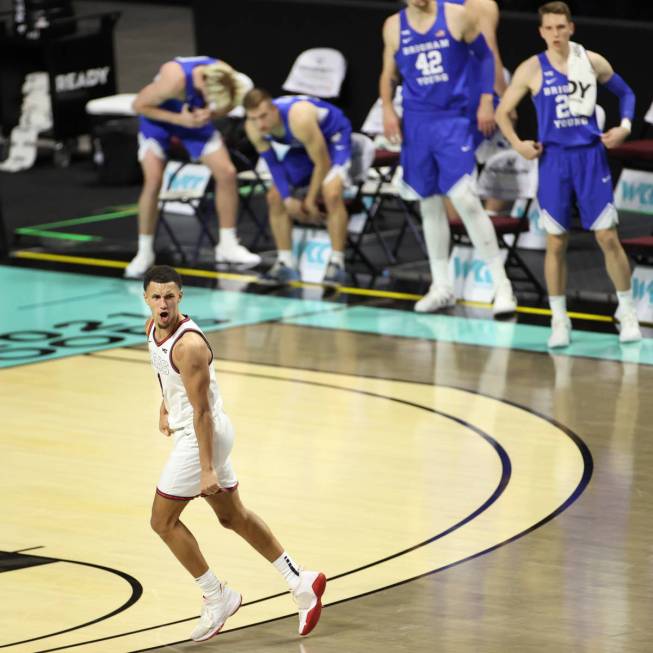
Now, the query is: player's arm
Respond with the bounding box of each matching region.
[460,6,495,135]
[471,0,507,96]
[289,102,332,216]
[379,14,402,145]
[133,61,210,129]
[245,118,292,201]
[588,51,636,149]
[175,333,220,496]
[496,57,543,160]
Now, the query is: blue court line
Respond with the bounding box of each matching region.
[1,266,651,368]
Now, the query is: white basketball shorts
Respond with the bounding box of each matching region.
[156,411,238,500]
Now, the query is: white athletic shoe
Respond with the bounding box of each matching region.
[492,280,517,317]
[616,308,642,344]
[124,251,155,279]
[414,285,456,313]
[548,316,572,349]
[215,242,261,267]
[292,570,327,637]
[190,583,242,642]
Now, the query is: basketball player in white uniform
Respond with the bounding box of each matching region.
[143,265,326,642]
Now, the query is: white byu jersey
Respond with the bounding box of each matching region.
[147,316,225,431]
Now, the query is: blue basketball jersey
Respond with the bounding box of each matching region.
[267,96,350,151]
[394,2,470,114]
[532,52,601,146]
[159,56,218,114]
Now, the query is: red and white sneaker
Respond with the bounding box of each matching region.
[190,583,242,642]
[292,570,327,636]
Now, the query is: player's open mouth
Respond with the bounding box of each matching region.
[160,311,169,319]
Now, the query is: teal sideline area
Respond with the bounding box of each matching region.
[1,266,651,368]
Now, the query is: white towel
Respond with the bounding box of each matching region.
[567,41,596,117]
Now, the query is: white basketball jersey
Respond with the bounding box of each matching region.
[147,316,224,431]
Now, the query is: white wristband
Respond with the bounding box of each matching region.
[620,118,632,133]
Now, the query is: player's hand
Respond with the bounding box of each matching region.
[177,104,211,128]
[201,469,221,496]
[284,197,306,219]
[159,404,171,437]
[159,412,171,437]
[302,198,325,224]
[477,96,496,137]
[601,126,629,150]
[515,140,543,160]
[382,107,402,146]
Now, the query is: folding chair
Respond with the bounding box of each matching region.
[448,149,546,299]
[156,159,215,265]
[282,48,347,99]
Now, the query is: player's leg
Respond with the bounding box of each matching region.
[150,493,207,575]
[577,143,641,343]
[205,488,327,636]
[400,113,455,311]
[259,184,299,285]
[538,146,573,347]
[124,141,166,278]
[200,137,260,266]
[415,194,456,312]
[441,118,516,316]
[321,172,348,287]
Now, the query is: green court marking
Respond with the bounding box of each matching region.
[14,228,102,242]
[22,207,137,231]
[0,266,344,369]
[1,265,650,369]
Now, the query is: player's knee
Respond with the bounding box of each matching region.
[150,513,175,538]
[142,173,163,195]
[594,228,620,252]
[322,186,343,212]
[214,163,237,185]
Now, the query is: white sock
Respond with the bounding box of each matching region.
[195,569,222,601]
[487,254,508,287]
[219,227,238,248]
[272,551,301,591]
[277,250,293,267]
[329,250,345,267]
[617,289,635,314]
[549,295,567,321]
[420,195,451,287]
[137,234,154,257]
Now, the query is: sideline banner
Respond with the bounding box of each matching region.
[449,245,508,302]
[614,168,653,215]
[631,265,653,323]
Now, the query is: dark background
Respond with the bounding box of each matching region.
[192,0,653,134]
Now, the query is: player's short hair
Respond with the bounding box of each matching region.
[143,265,182,291]
[538,1,572,24]
[243,88,273,111]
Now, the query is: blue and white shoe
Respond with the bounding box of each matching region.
[322,262,346,288]
[258,260,300,286]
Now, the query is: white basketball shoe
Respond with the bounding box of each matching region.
[616,308,642,344]
[414,285,456,313]
[492,279,517,317]
[124,251,155,278]
[190,583,242,642]
[548,316,572,349]
[215,242,261,267]
[292,570,327,636]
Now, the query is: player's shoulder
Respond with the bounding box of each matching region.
[383,12,400,35]
[515,55,541,77]
[288,98,318,124]
[174,329,208,363]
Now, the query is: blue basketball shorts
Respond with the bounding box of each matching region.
[537,141,618,234]
[283,126,353,189]
[400,111,476,198]
[138,116,222,162]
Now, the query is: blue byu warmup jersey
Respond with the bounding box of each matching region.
[265,96,352,189]
[533,52,615,233]
[139,56,218,160]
